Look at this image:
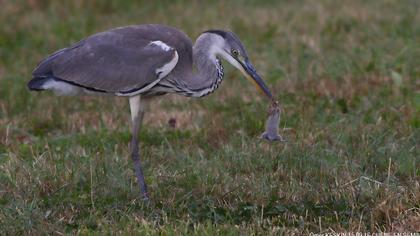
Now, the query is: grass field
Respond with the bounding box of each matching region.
[0,0,419,234]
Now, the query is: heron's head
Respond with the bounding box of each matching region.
[203,30,273,100]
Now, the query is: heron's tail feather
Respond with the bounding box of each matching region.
[27,76,50,91]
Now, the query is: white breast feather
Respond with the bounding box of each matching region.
[156,51,179,79]
[149,40,172,51]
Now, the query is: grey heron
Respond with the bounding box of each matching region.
[28,24,274,201]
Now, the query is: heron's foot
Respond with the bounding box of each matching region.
[140,187,150,201]
[261,132,286,142]
[136,181,150,203]
[134,192,152,207]
[140,193,150,203]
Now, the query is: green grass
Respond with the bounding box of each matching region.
[0,0,419,234]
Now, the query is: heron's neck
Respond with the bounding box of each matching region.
[178,34,225,97]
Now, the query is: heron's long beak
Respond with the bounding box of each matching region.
[241,60,273,100]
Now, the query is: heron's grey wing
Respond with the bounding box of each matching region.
[33,30,178,93]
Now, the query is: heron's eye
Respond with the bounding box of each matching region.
[231,49,239,57]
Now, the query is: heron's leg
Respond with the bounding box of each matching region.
[129,95,149,201]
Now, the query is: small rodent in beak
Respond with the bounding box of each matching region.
[261,100,285,142]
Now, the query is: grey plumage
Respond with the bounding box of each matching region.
[28,24,275,200]
[31,25,186,94]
